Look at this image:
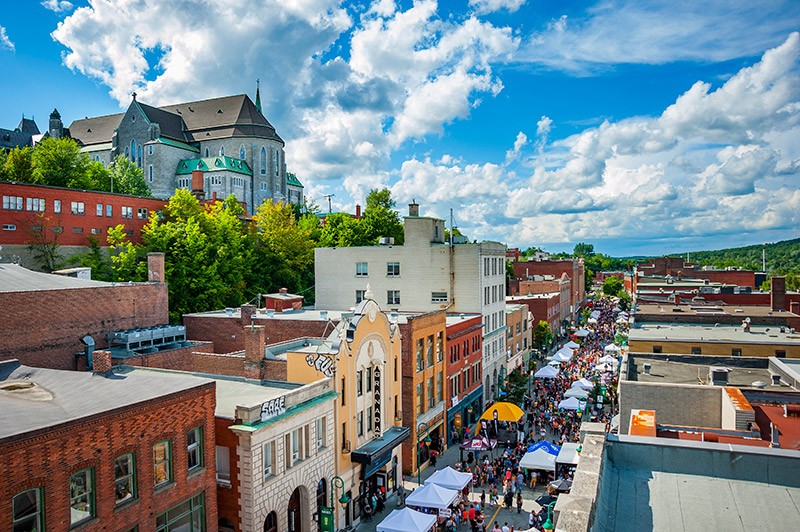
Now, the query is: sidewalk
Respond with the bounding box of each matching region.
[357,442,543,531]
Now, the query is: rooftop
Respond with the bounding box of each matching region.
[116,366,298,420]
[184,307,351,322]
[636,303,796,319]
[506,292,560,301]
[445,312,482,327]
[0,360,211,441]
[629,323,800,345]
[625,354,779,388]
[0,263,114,293]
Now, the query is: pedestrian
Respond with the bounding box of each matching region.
[397,484,405,507]
[516,492,523,513]
[480,489,486,507]
[430,450,438,468]
[501,522,510,532]
[529,510,536,528]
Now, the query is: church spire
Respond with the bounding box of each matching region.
[255,79,262,113]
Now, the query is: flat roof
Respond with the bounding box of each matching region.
[506,293,559,301]
[445,312,481,326]
[0,360,211,441]
[117,366,298,419]
[636,278,725,287]
[184,307,352,322]
[629,323,800,345]
[0,263,114,292]
[626,354,779,388]
[636,303,797,319]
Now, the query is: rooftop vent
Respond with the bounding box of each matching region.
[771,374,782,386]
[320,310,328,321]
[751,381,766,389]
[642,363,651,375]
[225,307,234,317]
[709,366,730,386]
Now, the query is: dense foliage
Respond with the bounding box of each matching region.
[679,238,800,275]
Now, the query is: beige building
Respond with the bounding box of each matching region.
[315,202,507,404]
[505,303,532,375]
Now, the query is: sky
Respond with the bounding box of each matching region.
[1,0,799,257]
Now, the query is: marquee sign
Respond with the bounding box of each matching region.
[260,396,286,422]
[373,365,382,438]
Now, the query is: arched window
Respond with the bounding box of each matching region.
[219,146,225,156]
[137,146,142,167]
[204,147,210,157]
[131,139,136,162]
[239,144,246,160]
[275,149,280,175]
[264,511,278,532]
[260,147,266,175]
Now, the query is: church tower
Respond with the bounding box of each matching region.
[49,108,64,138]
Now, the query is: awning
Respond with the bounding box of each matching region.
[556,442,581,465]
[519,448,557,471]
[405,483,459,510]
[376,508,437,532]
[424,466,473,490]
[351,426,410,464]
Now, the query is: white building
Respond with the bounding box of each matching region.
[315,202,507,404]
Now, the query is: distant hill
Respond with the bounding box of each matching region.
[677,237,800,273]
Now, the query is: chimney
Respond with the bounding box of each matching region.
[355,204,361,219]
[408,200,419,217]
[92,350,112,374]
[147,252,165,283]
[791,302,800,315]
[770,422,781,448]
[771,276,786,311]
[191,170,205,201]
[240,304,256,326]
[243,325,266,380]
[674,294,681,305]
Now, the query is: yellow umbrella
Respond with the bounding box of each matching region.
[479,402,525,422]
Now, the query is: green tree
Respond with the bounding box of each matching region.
[318,212,370,247]
[573,242,595,258]
[71,236,114,281]
[532,320,552,350]
[108,224,145,282]
[602,276,623,297]
[618,290,632,311]
[31,137,90,188]
[0,150,7,180]
[109,154,151,196]
[252,199,314,271]
[362,188,404,245]
[505,369,529,405]
[25,213,62,272]
[4,146,35,183]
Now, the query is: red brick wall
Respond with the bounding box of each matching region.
[110,342,213,372]
[215,417,241,532]
[446,315,483,402]
[512,259,585,313]
[0,181,166,246]
[0,283,169,370]
[0,383,218,531]
[192,352,246,377]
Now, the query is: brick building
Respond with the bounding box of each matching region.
[445,313,483,446]
[0,254,168,370]
[507,293,561,341]
[635,257,761,289]
[0,356,217,531]
[505,303,532,375]
[511,258,585,320]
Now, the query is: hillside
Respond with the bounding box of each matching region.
[680,237,800,273]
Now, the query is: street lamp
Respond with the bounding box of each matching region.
[542,501,557,531]
[323,475,349,531]
[416,421,430,486]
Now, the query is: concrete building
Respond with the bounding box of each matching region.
[118,366,337,532]
[0,254,168,370]
[445,313,484,446]
[505,303,532,375]
[314,201,507,405]
[0,356,218,531]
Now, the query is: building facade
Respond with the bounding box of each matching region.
[505,303,532,375]
[511,258,586,320]
[314,202,507,406]
[445,313,484,446]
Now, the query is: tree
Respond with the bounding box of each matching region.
[31,137,90,188]
[25,213,62,272]
[362,188,404,245]
[4,146,35,183]
[71,236,114,281]
[318,212,370,247]
[109,154,151,196]
[0,150,7,180]
[573,242,595,258]
[505,369,529,405]
[252,199,314,271]
[602,276,623,297]
[532,320,552,350]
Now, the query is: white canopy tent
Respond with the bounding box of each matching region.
[565,341,580,349]
[598,354,619,365]
[519,448,557,471]
[550,351,572,363]
[604,344,621,353]
[405,483,459,510]
[590,310,601,319]
[573,329,592,338]
[563,387,589,399]
[571,378,593,390]
[556,442,581,465]
[424,466,473,491]
[558,397,585,410]
[376,508,437,532]
[535,365,559,379]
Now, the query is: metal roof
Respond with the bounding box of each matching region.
[0,263,113,293]
[175,156,253,176]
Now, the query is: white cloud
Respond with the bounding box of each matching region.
[520,0,800,72]
[0,26,14,52]
[42,0,74,13]
[505,132,528,161]
[468,0,526,16]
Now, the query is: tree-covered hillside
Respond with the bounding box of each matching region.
[680,238,800,273]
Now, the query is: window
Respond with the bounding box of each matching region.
[122,206,133,219]
[260,147,267,174]
[149,145,153,155]
[54,199,61,213]
[416,383,423,414]
[153,440,172,487]
[26,197,45,212]
[357,370,363,397]
[156,493,205,532]
[776,350,787,358]
[204,147,210,157]
[138,207,148,220]
[316,417,326,449]
[215,446,230,484]
[263,441,275,478]
[137,146,142,167]
[13,488,43,532]
[431,291,448,303]
[356,262,368,277]
[70,468,95,526]
[436,332,444,362]
[366,406,373,432]
[115,453,136,504]
[341,377,346,405]
[691,347,702,355]
[732,348,742,357]
[3,195,22,210]
[149,165,154,182]
[2,224,16,231]
[275,149,280,175]
[187,427,203,472]
[387,262,400,276]
[387,290,400,305]
[366,367,373,392]
[355,290,365,304]
[416,339,424,371]
[427,335,434,366]
[239,144,246,160]
[71,201,85,215]
[106,204,112,217]
[259,182,267,191]
[652,346,662,353]
[427,377,434,408]
[72,227,84,233]
[219,146,225,156]
[95,203,103,216]
[436,372,443,402]
[131,140,137,162]
[291,428,302,464]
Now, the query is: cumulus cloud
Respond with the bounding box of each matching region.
[42,0,74,13]
[468,0,526,15]
[0,26,14,52]
[506,132,528,161]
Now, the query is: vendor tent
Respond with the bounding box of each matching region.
[565,341,580,349]
[519,448,557,471]
[571,378,593,390]
[556,442,581,465]
[587,317,598,325]
[376,508,437,532]
[527,440,561,455]
[590,310,601,319]
[460,438,497,451]
[550,351,572,363]
[604,344,621,353]
[558,397,584,410]
[573,328,592,338]
[405,483,459,510]
[598,354,618,365]
[534,365,559,379]
[479,402,525,422]
[563,387,589,399]
[424,466,473,491]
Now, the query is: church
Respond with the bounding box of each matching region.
[66,85,302,213]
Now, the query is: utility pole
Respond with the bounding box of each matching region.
[763,247,766,272]
[323,194,335,214]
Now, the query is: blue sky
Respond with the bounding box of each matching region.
[1,0,799,257]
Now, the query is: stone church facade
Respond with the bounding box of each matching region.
[67,89,302,213]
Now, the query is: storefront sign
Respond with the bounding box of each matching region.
[439,509,452,518]
[373,365,382,437]
[260,396,286,422]
[320,506,334,532]
[305,353,334,378]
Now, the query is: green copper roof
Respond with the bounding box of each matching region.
[286,172,303,188]
[157,137,200,153]
[176,156,253,176]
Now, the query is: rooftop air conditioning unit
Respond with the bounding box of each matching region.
[709,367,730,386]
[771,374,782,386]
[642,363,651,375]
[225,308,234,316]
[379,237,394,245]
